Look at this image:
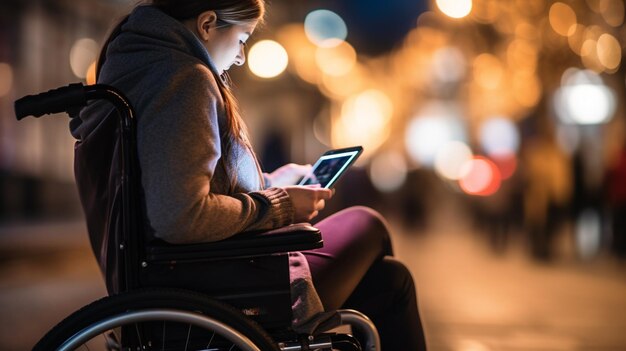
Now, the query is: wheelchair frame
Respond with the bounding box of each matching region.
[15,83,381,351]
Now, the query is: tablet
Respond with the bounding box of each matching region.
[298,146,363,188]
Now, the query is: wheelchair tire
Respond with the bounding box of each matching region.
[33,288,280,351]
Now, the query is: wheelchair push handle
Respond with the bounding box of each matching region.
[14,83,87,120]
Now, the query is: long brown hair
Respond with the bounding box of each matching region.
[97,0,266,189]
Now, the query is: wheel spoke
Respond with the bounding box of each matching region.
[184,324,192,351]
[206,331,215,348]
[135,323,144,349]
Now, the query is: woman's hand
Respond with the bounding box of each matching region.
[283,185,333,222]
[267,163,312,187]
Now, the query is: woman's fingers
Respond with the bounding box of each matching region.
[282,185,334,222]
[307,210,319,221]
[314,199,325,211]
[317,188,333,200]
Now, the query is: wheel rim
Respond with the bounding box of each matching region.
[58,309,262,351]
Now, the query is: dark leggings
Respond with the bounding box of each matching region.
[303,206,427,351]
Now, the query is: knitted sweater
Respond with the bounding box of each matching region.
[74,5,294,243]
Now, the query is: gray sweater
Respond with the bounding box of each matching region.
[74,5,294,243]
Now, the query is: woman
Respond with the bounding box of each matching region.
[82,0,427,349]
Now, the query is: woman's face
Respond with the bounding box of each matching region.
[205,21,257,74]
[188,11,258,74]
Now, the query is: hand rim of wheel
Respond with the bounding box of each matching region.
[58,308,262,351]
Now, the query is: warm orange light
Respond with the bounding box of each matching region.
[315,41,357,77]
[549,2,577,37]
[277,24,319,84]
[473,53,503,90]
[580,39,604,72]
[599,0,625,27]
[512,71,542,108]
[86,61,97,85]
[507,39,538,73]
[567,24,586,55]
[596,33,621,71]
[459,156,501,196]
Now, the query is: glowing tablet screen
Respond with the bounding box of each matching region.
[298,150,360,188]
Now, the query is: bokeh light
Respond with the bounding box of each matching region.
[69,38,98,79]
[432,47,466,83]
[434,141,473,180]
[436,0,473,19]
[512,71,542,108]
[86,61,96,85]
[554,69,616,125]
[315,41,357,77]
[575,208,602,259]
[247,40,289,79]
[459,156,501,196]
[491,153,518,179]
[406,103,467,167]
[304,9,348,48]
[321,64,365,98]
[479,117,520,157]
[333,90,393,156]
[599,0,625,27]
[277,24,318,84]
[0,62,13,97]
[473,53,503,90]
[596,33,621,71]
[549,2,577,37]
[369,150,408,192]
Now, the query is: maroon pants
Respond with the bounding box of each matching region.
[304,206,427,350]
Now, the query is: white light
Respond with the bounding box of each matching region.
[405,103,466,167]
[576,208,602,259]
[304,9,348,47]
[555,85,616,124]
[479,117,520,156]
[434,141,473,180]
[369,151,408,192]
[248,40,289,78]
[436,0,473,19]
[554,68,616,125]
[70,38,99,79]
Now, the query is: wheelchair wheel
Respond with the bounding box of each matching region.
[33,288,279,351]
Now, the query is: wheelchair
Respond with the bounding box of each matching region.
[14,84,380,351]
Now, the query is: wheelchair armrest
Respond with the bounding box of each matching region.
[146,223,323,262]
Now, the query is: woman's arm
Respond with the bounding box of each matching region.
[137,62,294,243]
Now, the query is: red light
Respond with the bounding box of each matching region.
[459,156,501,196]
[491,153,517,179]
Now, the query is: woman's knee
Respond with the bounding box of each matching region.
[340,206,393,252]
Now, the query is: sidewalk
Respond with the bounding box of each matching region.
[391,205,626,351]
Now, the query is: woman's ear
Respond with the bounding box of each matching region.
[196,10,218,41]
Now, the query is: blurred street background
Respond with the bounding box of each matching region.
[1,0,626,350]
